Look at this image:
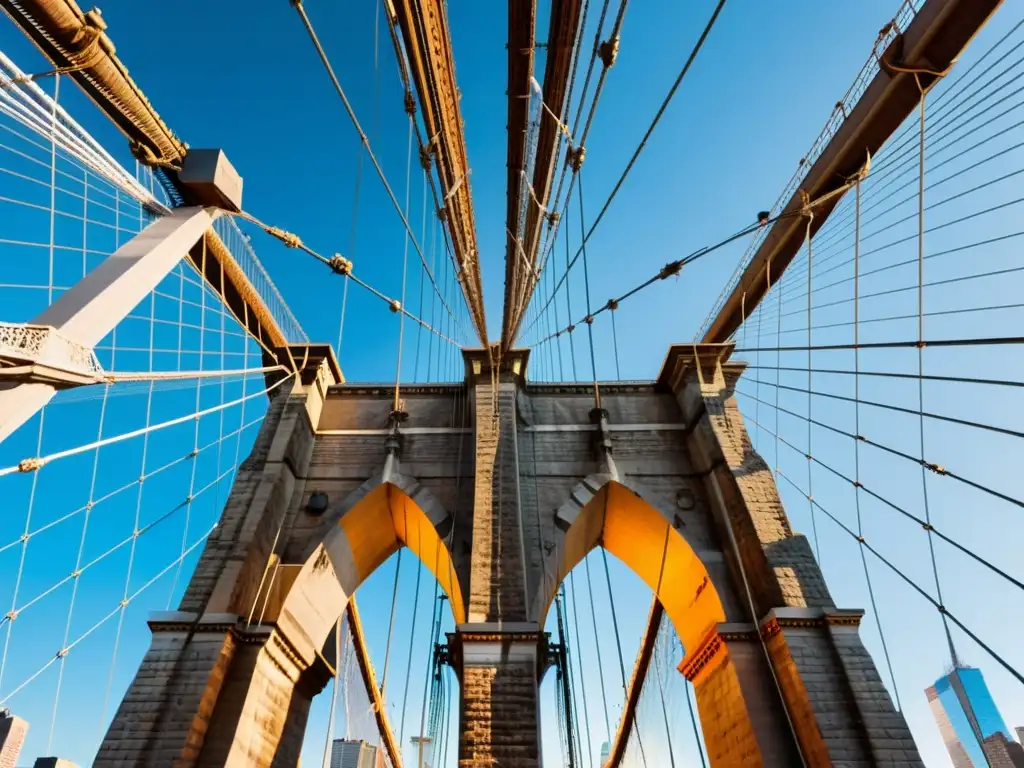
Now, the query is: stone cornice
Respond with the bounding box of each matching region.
[678,629,725,684]
[327,383,465,397]
[760,607,865,638]
[656,342,740,395]
[148,611,312,676]
[525,381,656,396]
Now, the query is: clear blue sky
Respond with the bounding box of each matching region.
[2,1,1024,766]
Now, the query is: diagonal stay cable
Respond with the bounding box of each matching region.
[235,210,461,348]
[524,0,728,334]
[0,372,294,478]
[290,0,472,344]
[0,517,220,707]
[738,404,1024,595]
[772,467,1024,690]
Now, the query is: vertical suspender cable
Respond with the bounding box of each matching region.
[582,562,611,742]
[803,213,821,562]
[912,75,959,665]
[568,574,596,767]
[394,120,415,410]
[320,615,342,768]
[578,171,601,407]
[852,176,902,711]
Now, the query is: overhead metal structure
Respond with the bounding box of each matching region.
[1,0,295,357]
[700,0,1004,344]
[609,2,1007,763]
[501,0,537,351]
[0,1,408,758]
[500,0,584,350]
[391,0,490,346]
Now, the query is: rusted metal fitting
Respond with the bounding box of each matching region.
[598,36,620,68]
[567,145,586,172]
[659,261,682,280]
[329,253,353,276]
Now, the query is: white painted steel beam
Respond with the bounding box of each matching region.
[0,206,217,443]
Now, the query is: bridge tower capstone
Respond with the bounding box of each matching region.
[96,343,922,767]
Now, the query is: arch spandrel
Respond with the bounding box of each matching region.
[537,476,726,662]
[269,475,466,665]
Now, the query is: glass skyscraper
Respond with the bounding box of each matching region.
[329,738,379,768]
[926,666,1017,767]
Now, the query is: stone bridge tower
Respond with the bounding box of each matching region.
[96,342,923,767]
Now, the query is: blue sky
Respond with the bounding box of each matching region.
[3,0,1024,766]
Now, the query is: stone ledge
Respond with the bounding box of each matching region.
[147,611,241,633]
[760,606,865,637]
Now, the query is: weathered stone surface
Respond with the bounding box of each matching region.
[460,663,539,767]
[99,345,922,768]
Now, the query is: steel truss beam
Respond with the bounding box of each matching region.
[701,0,1004,344]
[502,0,583,350]
[392,0,489,345]
[1,0,299,359]
[611,2,1007,761]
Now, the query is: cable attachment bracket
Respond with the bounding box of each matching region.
[382,405,408,483]
[598,36,620,69]
[266,226,302,249]
[566,145,586,173]
[329,253,353,276]
[659,261,682,280]
[419,143,433,170]
[590,408,619,480]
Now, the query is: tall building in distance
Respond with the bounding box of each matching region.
[329,738,378,768]
[926,665,1024,767]
[0,709,28,768]
[599,741,611,766]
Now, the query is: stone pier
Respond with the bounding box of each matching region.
[97,342,922,767]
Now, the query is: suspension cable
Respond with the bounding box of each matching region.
[524,0,728,331]
[290,0,472,343]
[850,175,902,711]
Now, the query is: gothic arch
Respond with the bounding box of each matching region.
[275,471,467,663]
[532,473,726,664]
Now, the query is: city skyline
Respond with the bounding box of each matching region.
[927,665,1024,767]
[329,738,378,768]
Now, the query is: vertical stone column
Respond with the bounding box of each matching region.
[94,613,239,766]
[97,349,339,767]
[659,343,922,766]
[761,608,923,767]
[454,625,543,768]
[681,625,802,767]
[464,347,528,622]
[456,348,540,766]
[195,624,331,767]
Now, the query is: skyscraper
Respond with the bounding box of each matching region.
[0,709,28,768]
[329,739,378,768]
[926,666,1020,767]
[599,741,611,766]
